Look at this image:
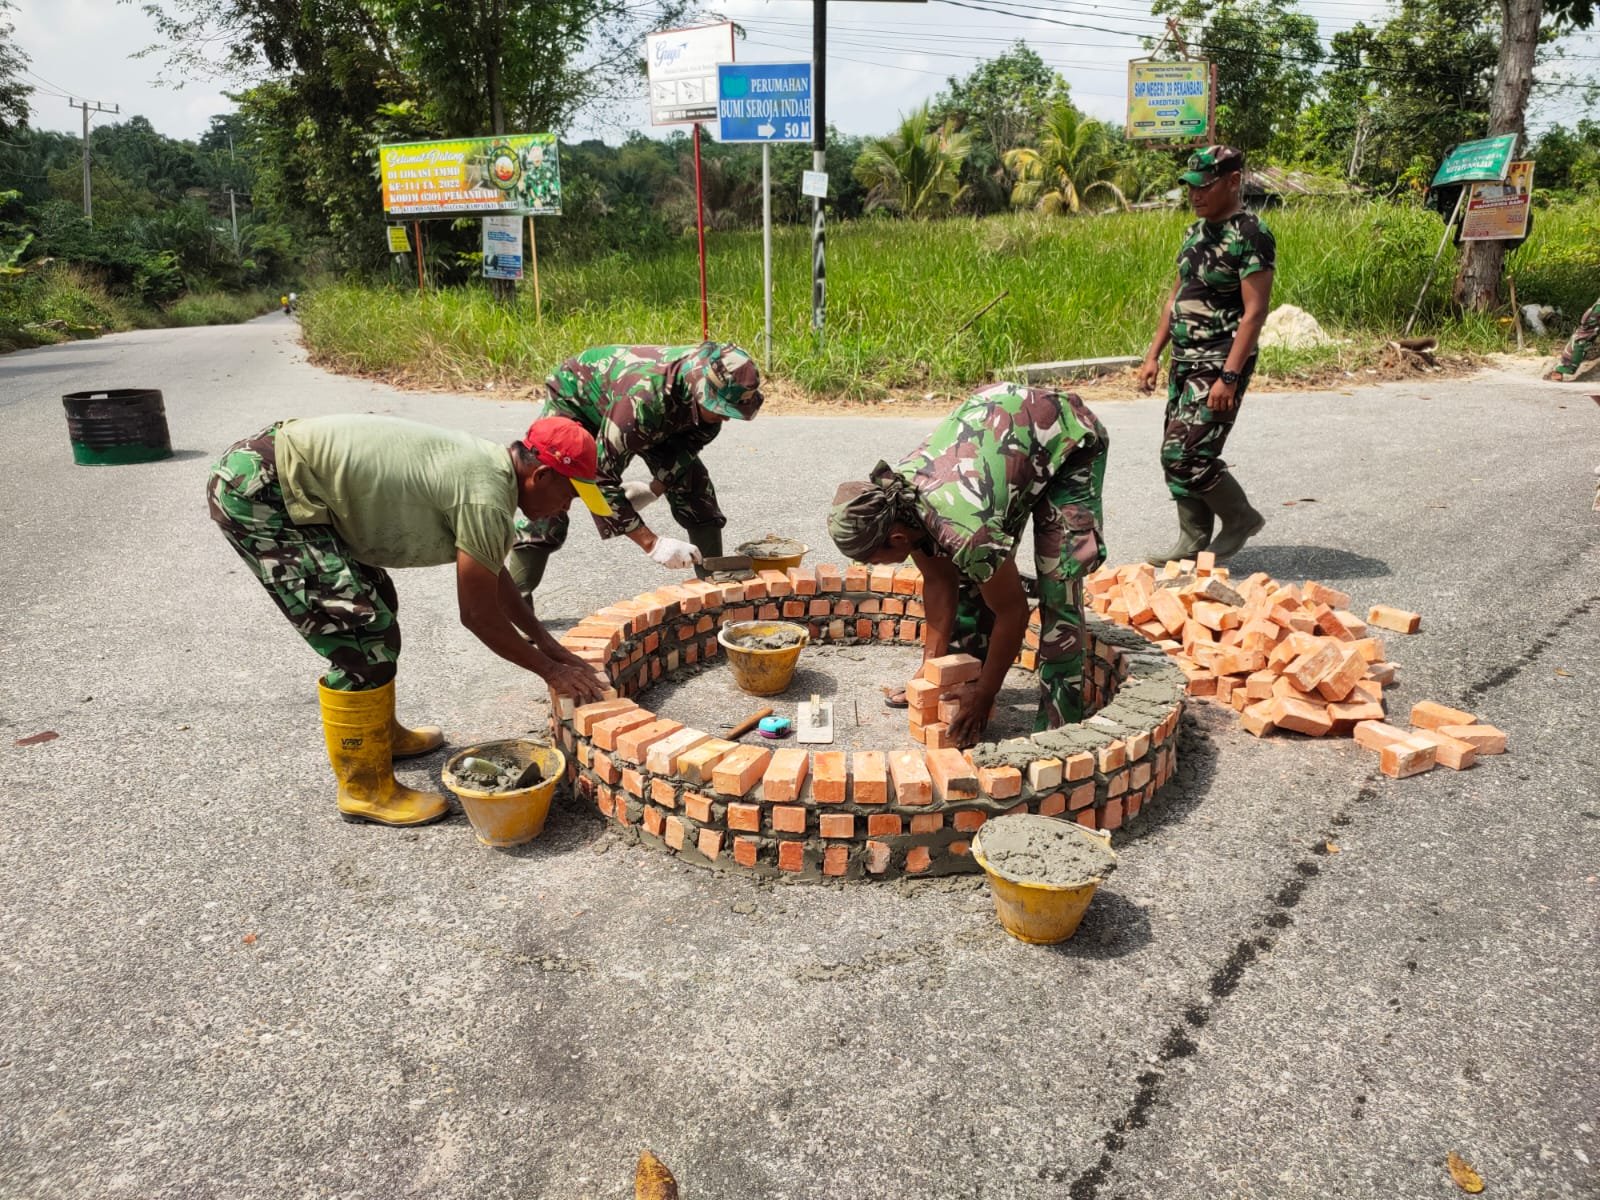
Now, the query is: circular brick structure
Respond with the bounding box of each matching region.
[547,561,1187,880]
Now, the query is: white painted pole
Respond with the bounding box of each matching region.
[763,143,773,371]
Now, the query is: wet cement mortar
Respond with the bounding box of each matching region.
[735,535,807,559]
[725,626,808,651]
[645,642,1043,753]
[975,813,1118,886]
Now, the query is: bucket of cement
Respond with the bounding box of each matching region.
[735,536,809,573]
[442,739,565,848]
[970,814,1117,944]
[717,620,809,695]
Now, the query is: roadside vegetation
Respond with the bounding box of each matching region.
[301,200,1598,400]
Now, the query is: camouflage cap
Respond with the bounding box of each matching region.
[827,465,917,561]
[1178,145,1244,188]
[684,342,764,420]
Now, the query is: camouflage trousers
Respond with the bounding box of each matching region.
[1161,358,1255,499]
[514,434,725,552]
[1554,297,1600,376]
[206,424,401,691]
[952,438,1108,730]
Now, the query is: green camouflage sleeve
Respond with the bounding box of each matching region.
[1237,218,1275,279]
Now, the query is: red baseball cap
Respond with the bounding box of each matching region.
[521,416,612,516]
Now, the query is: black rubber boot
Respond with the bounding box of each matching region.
[1145,497,1214,567]
[684,522,724,559]
[507,546,549,605]
[1203,471,1266,561]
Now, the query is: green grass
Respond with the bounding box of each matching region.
[301,201,1600,399]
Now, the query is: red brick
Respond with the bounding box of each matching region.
[922,723,952,750]
[674,737,737,785]
[1100,798,1125,830]
[1285,643,1342,694]
[697,829,724,861]
[1410,700,1476,730]
[1096,741,1127,773]
[591,708,655,751]
[926,747,979,801]
[733,836,760,868]
[614,718,684,764]
[820,813,855,839]
[865,840,891,874]
[573,699,633,736]
[1408,727,1478,770]
[726,801,761,831]
[1240,701,1276,738]
[778,841,805,872]
[682,792,715,823]
[759,569,792,597]
[922,653,982,686]
[592,754,619,785]
[887,750,933,805]
[823,845,849,876]
[664,815,688,850]
[1270,696,1333,736]
[762,748,811,802]
[852,753,889,804]
[645,728,712,775]
[771,804,807,834]
[974,765,1022,801]
[1327,699,1385,727]
[757,603,780,620]
[1028,758,1065,789]
[868,565,896,592]
[642,805,665,837]
[1438,724,1506,755]
[1366,605,1420,634]
[1314,649,1367,702]
[877,619,896,640]
[948,840,971,858]
[1353,720,1411,752]
[710,744,772,797]
[815,563,843,592]
[787,566,818,595]
[621,767,645,797]
[811,752,848,804]
[953,809,988,832]
[905,846,932,874]
[909,812,943,834]
[595,785,614,817]
[650,778,678,807]
[1068,782,1097,810]
[866,813,902,837]
[1380,738,1437,778]
[1037,792,1067,817]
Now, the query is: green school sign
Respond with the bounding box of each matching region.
[1431,134,1517,187]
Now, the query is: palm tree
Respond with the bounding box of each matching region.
[1003,103,1128,214]
[851,104,973,218]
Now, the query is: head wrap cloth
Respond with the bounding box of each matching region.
[828,462,919,561]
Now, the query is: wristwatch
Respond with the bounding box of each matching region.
[1220,369,1240,385]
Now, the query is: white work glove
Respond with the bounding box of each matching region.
[648,536,702,570]
[622,480,661,511]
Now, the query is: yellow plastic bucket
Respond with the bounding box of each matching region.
[442,739,565,848]
[717,620,809,696]
[737,539,809,573]
[971,818,1116,945]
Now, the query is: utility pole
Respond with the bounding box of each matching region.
[811,0,826,332]
[227,188,240,255]
[67,98,119,224]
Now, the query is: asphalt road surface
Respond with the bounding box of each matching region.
[2,316,1596,1200]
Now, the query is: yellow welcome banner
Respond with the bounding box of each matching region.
[379,134,561,217]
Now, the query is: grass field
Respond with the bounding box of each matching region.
[305,201,1599,399]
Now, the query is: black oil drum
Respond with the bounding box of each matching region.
[62,389,173,466]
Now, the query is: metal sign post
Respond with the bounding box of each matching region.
[718,60,813,368]
[647,23,736,340]
[811,0,827,333]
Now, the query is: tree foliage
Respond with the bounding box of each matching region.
[853,105,973,219]
[1004,104,1128,215]
[0,0,31,135]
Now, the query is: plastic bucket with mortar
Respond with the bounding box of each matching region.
[717,620,809,695]
[442,739,565,848]
[736,538,809,573]
[970,814,1117,945]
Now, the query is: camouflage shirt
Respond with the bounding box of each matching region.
[542,344,721,536]
[1169,211,1275,364]
[893,383,1106,584]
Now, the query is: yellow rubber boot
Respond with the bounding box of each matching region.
[390,697,445,759]
[319,680,449,827]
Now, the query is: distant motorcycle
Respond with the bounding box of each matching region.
[280,292,298,316]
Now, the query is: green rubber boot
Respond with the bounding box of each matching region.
[684,522,724,559]
[1145,497,1214,567]
[507,546,549,606]
[1203,471,1266,562]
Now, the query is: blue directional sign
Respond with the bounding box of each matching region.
[717,62,812,143]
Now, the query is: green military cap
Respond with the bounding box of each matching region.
[1178,145,1244,187]
[684,342,764,420]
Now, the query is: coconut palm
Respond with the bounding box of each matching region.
[851,104,973,218]
[1003,103,1129,214]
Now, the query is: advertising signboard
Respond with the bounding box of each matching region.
[1461,160,1534,241]
[386,225,411,253]
[1431,134,1517,187]
[647,23,735,125]
[379,133,561,217]
[1126,60,1212,142]
[717,62,812,143]
[481,214,524,280]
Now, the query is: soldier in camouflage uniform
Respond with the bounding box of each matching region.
[828,383,1109,743]
[1137,145,1276,565]
[508,341,764,599]
[207,414,611,827]
[1544,293,1600,381]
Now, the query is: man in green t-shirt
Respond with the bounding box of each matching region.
[1137,145,1275,565]
[207,414,613,828]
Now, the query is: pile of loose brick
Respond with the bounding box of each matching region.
[1085,553,1507,778]
[546,563,1185,880]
